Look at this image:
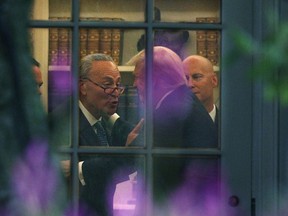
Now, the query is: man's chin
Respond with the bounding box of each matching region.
[106,109,117,116]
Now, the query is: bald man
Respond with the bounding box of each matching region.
[183,55,218,123]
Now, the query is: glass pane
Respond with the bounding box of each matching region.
[153,157,220,214]
[80,0,145,22]
[118,29,145,127]
[59,153,72,201]
[31,0,72,20]
[33,0,220,23]
[155,0,221,23]
[49,0,72,21]
[184,30,220,146]
[195,30,221,66]
[46,26,73,113]
[30,28,49,109]
[77,154,145,215]
[30,27,73,147]
[77,28,144,147]
[79,27,144,67]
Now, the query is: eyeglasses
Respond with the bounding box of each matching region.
[83,78,125,96]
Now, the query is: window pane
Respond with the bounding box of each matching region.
[49,0,72,20]
[33,0,220,23]
[153,157,220,214]
[30,28,50,109]
[80,0,145,22]
[155,0,221,23]
[132,36,220,148]
[31,0,72,20]
[77,154,145,215]
[59,153,72,201]
[31,2,224,215]
[149,29,221,64]
[30,27,73,146]
[47,26,72,112]
[31,0,48,20]
[79,28,144,67]
[77,28,144,147]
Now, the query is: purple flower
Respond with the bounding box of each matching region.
[11,139,60,215]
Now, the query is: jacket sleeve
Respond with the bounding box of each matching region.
[110,117,134,146]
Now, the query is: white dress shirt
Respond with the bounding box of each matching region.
[209,104,216,122]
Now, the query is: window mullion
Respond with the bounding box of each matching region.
[71,0,80,213]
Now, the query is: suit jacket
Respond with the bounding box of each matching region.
[49,102,137,216]
[78,109,140,216]
[214,106,219,139]
[153,85,217,148]
[152,85,218,204]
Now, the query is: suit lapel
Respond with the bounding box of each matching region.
[79,109,99,146]
[79,109,112,146]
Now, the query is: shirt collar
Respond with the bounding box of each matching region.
[209,104,216,122]
[79,100,101,126]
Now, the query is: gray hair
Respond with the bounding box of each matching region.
[79,53,114,78]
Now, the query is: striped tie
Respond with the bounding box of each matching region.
[94,121,109,146]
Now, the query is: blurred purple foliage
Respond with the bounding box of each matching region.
[11,139,59,215]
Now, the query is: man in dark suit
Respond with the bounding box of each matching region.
[183,55,219,129]
[133,47,217,148]
[132,46,218,212]
[78,54,146,216]
[51,53,143,216]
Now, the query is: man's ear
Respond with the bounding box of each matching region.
[212,73,218,88]
[79,81,87,95]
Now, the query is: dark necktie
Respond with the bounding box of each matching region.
[94,121,109,146]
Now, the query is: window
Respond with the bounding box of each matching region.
[30,0,224,215]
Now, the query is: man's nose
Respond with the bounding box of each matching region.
[186,78,193,89]
[113,88,121,96]
[109,88,121,98]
